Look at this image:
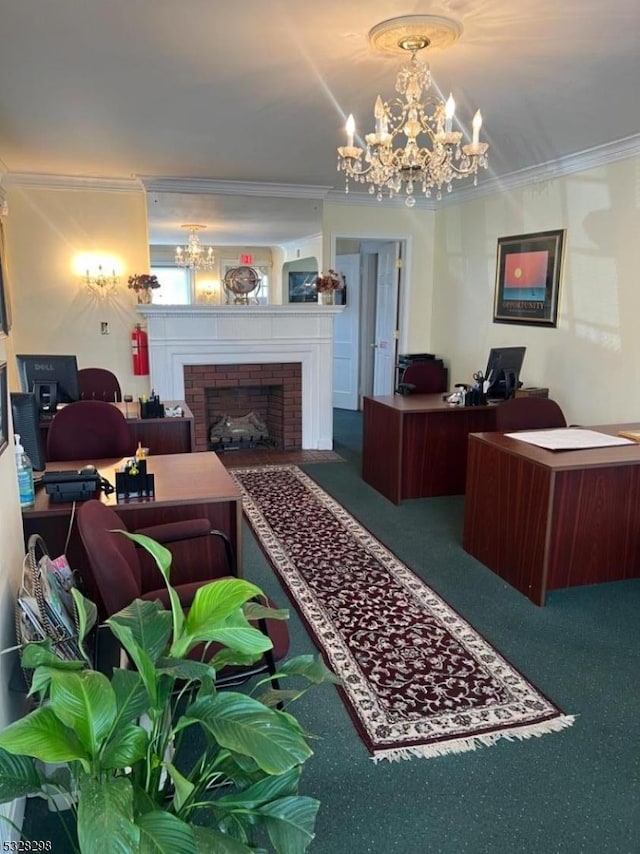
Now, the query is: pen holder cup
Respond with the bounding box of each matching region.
[465,389,487,407]
[115,459,155,500]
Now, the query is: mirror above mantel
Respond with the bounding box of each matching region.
[144,184,327,304]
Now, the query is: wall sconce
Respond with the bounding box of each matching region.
[199,278,220,304]
[74,253,122,298]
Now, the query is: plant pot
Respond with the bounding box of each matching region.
[318,291,334,306]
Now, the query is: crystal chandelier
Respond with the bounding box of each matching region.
[175,224,215,270]
[337,15,489,207]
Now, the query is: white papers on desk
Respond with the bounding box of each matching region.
[505,428,635,451]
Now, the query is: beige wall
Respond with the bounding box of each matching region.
[323,200,436,353]
[4,184,151,397]
[431,156,640,426]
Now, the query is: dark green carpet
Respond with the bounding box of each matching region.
[22,409,640,853]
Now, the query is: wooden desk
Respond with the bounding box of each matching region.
[40,401,195,455]
[23,452,242,613]
[362,394,497,503]
[463,424,640,605]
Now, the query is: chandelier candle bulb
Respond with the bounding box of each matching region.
[346,114,355,148]
[472,110,482,145]
[445,94,455,133]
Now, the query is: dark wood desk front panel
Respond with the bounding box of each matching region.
[363,394,497,503]
[23,453,242,614]
[463,429,640,605]
[40,401,195,455]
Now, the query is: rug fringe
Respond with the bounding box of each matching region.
[371,715,577,763]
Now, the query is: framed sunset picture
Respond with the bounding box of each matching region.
[493,229,565,327]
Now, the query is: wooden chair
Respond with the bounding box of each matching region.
[495,397,567,432]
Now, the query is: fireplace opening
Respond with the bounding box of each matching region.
[184,363,302,453]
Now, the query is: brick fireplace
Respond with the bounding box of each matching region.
[184,363,302,452]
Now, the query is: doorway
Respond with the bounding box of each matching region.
[332,237,407,410]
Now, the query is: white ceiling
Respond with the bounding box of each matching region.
[1,0,639,246]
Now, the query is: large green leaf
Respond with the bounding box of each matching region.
[0,706,88,764]
[155,657,216,684]
[100,723,148,769]
[275,654,341,685]
[0,748,41,802]
[137,809,195,853]
[243,601,289,622]
[108,599,172,663]
[215,767,301,810]
[185,579,265,635]
[180,611,272,662]
[111,668,149,727]
[180,693,313,775]
[260,796,320,854]
[192,826,254,853]
[50,670,117,756]
[72,587,98,654]
[21,644,85,671]
[77,775,140,853]
[107,620,158,707]
[164,761,194,814]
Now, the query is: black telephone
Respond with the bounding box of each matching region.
[42,467,114,503]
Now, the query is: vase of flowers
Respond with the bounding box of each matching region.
[128,273,161,304]
[315,269,343,305]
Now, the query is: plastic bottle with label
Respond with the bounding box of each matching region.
[15,434,35,508]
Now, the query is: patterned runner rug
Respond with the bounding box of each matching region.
[232,465,574,761]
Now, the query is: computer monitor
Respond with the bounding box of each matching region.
[485,346,526,399]
[16,354,80,412]
[10,392,47,471]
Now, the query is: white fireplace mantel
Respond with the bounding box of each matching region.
[137,304,343,449]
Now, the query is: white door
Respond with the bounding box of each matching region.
[332,253,360,410]
[372,241,400,396]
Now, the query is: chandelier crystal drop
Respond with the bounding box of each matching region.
[337,16,489,207]
[175,224,216,270]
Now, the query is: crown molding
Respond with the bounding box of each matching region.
[139,177,333,200]
[0,172,142,192]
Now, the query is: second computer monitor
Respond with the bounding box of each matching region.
[485,346,526,399]
[16,354,80,411]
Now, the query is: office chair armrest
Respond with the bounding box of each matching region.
[134,521,237,577]
[397,383,416,396]
[135,519,211,543]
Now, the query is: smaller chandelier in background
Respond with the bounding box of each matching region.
[175,224,216,270]
[337,15,489,207]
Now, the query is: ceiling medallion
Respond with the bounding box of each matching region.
[337,15,488,206]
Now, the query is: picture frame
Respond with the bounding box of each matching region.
[0,361,7,458]
[493,229,565,327]
[288,271,318,303]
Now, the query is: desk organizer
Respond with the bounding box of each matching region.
[115,459,155,500]
[139,396,165,419]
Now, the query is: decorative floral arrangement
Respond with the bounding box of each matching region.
[315,269,344,293]
[128,273,161,292]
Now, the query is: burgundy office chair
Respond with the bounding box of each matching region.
[398,361,448,395]
[46,400,135,461]
[76,499,289,684]
[78,368,122,402]
[495,396,567,432]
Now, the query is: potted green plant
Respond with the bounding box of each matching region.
[0,532,338,852]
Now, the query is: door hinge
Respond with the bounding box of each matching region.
[395,258,403,269]
[393,330,399,340]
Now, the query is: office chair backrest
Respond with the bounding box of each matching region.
[77,500,142,615]
[46,400,135,461]
[400,361,448,394]
[495,396,567,432]
[78,368,122,402]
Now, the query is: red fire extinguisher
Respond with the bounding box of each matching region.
[131,324,149,376]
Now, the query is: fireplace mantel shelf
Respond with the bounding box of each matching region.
[139,303,342,450]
